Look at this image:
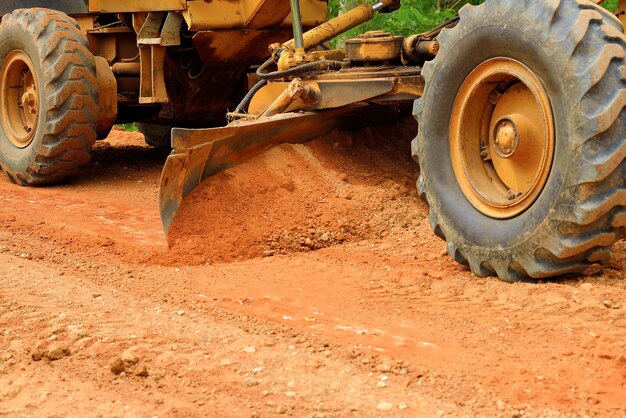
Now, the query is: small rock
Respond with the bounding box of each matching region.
[110,348,146,376]
[377,381,387,388]
[497,400,506,411]
[46,346,70,361]
[398,403,408,410]
[263,250,275,257]
[285,391,296,398]
[121,347,139,365]
[580,283,593,291]
[243,346,256,354]
[276,405,288,414]
[377,402,393,411]
[376,363,391,372]
[134,365,149,377]
[602,300,613,309]
[110,358,125,375]
[31,348,46,362]
[320,233,330,242]
[176,310,185,316]
[339,173,348,182]
[244,377,259,387]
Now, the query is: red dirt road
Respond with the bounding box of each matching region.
[0,126,625,417]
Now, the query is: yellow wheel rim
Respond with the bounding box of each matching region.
[1,50,39,148]
[450,57,555,218]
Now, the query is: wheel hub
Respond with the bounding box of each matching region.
[0,50,39,148]
[449,57,555,219]
[492,117,519,158]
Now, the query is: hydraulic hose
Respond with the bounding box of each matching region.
[233,79,268,114]
[233,59,343,114]
[256,58,343,80]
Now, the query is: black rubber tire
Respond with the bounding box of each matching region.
[138,123,173,149]
[0,8,98,185]
[412,0,626,281]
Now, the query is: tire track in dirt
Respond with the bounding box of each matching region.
[0,178,166,249]
[0,253,455,417]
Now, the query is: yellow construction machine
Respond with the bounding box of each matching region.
[0,0,624,281]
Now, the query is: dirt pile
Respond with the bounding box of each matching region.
[165,118,422,264]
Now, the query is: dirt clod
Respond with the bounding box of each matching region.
[46,346,70,361]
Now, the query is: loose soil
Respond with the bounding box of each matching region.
[0,125,624,417]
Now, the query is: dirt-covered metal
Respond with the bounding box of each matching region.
[159,106,374,233]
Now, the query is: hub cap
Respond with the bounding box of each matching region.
[1,50,39,148]
[450,57,555,218]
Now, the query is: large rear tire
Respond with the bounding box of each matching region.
[0,8,98,185]
[413,0,626,281]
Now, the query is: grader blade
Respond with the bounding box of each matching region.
[159,105,369,234]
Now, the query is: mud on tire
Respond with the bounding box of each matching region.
[0,8,98,185]
[413,0,626,281]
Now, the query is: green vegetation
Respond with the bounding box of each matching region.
[117,123,139,132]
[329,0,482,41]
[329,0,620,40]
[602,0,619,12]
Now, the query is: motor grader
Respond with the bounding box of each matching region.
[0,0,624,282]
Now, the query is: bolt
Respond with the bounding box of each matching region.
[506,189,521,200]
[489,90,503,105]
[480,141,490,160]
[493,118,519,158]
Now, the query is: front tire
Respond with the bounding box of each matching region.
[413,0,626,281]
[0,8,98,185]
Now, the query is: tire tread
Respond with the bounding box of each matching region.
[0,8,98,185]
[412,0,626,281]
